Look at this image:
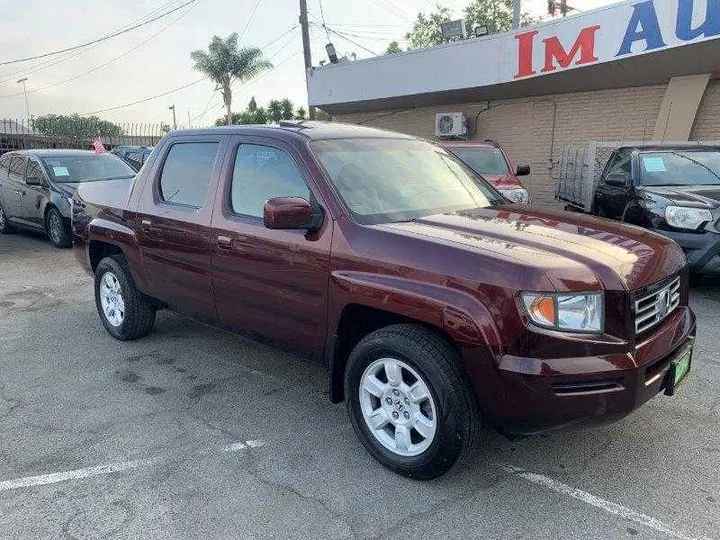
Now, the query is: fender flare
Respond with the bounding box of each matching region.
[326,271,503,402]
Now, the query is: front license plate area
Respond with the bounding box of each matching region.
[664,348,692,396]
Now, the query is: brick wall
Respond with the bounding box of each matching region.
[337,84,674,208]
[691,79,720,140]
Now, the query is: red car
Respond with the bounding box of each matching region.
[443,140,531,203]
[72,122,695,479]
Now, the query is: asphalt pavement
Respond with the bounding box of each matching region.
[0,231,718,540]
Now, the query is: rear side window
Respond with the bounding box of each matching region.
[0,155,10,178]
[9,156,25,177]
[230,144,310,217]
[159,142,219,208]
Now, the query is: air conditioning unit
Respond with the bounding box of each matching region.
[435,112,467,138]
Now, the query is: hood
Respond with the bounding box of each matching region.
[640,185,720,209]
[377,206,685,291]
[74,177,136,210]
[481,174,523,190]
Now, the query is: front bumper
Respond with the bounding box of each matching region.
[653,228,720,275]
[467,306,696,435]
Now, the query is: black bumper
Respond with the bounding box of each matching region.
[654,228,720,275]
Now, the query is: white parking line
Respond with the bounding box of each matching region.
[0,440,264,493]
[503,465,714,540]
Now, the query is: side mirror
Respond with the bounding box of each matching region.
[26,176,45,186]
[263,197,323,231]
[516,164,530,176]
[605,172,628,187]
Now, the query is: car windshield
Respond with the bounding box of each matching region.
[310,138,502,225]
[41,154,135,183]
[449,146,510,176]
[639,150,720,186]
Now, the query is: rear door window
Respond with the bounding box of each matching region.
[0,155,10,179]
[230,144,310,218]
[158,142,219,208]
[8,156,26,179]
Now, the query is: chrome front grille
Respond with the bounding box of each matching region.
[634,277,681,334]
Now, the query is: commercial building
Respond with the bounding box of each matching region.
[308,0,720,207]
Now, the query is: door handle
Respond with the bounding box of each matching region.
[217,235,232,250]
[141,219,152,231]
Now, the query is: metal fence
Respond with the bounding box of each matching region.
[0,119,167,155]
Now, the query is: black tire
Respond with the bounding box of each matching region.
[94,255,156,341]
[0,203,14,234]
[345,324,480,480]
[46,207,71,248]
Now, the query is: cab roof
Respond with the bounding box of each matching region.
[168,121,415,142]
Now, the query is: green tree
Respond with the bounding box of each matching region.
[191,33,273,126]
[266,100,283,123]
[34,114,123,139]
[280,98,295,120]
[463,0,535,35]
[295,106,307,120]
[405,1,535,49]
[386,41,403,54]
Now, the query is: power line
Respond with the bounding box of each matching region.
[370,0,413,22]
[0,0,200,66]
[80,24,300,119]
[238,0,263,43]
[78,78,207,116]
[0,1,200,99]
[0,0,188,84]
[321,26,379,56]
[317,0,331,41]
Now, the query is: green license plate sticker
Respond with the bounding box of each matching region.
[673,351,691,387]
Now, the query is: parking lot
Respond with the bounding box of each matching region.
[0,232,718,540]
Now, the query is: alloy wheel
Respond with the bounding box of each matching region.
[359,357,437,457]
[99,272,125,327]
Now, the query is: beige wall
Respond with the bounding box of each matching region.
[336,81,718,208]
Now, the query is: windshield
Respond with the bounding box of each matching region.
[449,146,510,176]
[310,138,502,225]
[41,154,135,183]
[639,150,720,186]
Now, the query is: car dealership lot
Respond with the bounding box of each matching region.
[0,233,718,540]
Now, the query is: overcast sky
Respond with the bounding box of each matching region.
[0,0,617,126]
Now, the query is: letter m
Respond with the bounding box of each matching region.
[541,25,601,73]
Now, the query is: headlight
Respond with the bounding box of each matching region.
[521,292,603,333]
[665,206,712,230]
[501,188,530,204]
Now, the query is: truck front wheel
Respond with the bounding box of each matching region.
[344,324,480,479]
[94,256,156,341]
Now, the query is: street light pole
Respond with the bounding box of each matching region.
[168,105,177,130]
[17,77,30,122]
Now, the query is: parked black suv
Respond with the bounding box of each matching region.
[592,145,720,274]
[110,145,153,172]
[0,150,135,247]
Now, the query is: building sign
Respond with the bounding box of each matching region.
[515,0,719,78]
[308,0,720,109]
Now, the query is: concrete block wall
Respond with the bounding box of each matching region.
[336,84,679,208]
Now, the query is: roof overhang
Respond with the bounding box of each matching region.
[308,0,720,115]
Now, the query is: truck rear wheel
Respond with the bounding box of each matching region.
[344,324,480,480]
[94,255,156,341]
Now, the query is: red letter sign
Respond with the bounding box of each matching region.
[514,30,539,78]
[542,25,601,72]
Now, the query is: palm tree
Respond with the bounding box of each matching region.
[191,33,272,126]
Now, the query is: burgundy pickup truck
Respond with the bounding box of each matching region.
[72,122,696,479]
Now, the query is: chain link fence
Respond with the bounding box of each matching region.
[0,119,167,156]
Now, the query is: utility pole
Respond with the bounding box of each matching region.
[187,109,192,129]
[512,0,521,29]
[168,105,177,130]
[17,77,30,122]
[299,0,316,120]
